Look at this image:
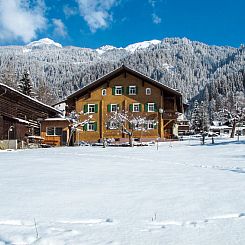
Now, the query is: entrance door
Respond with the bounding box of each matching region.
[61,131,67,146]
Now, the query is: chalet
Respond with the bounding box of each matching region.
[0,83,61,148]
[43,65,183,145]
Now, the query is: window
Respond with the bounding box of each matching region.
[115,86,123,95]
[133,103,140,112]
[55,127,63,135]
[129,103,141,112]
[148,103,155,112]
[88,104,95,113]
[46,127,62,136]
[146,88,151,95]
[102,89,106,96]
[107,121,119,130]
[46,127,54,136]
[111,104,118,112]
[129,86,137,95]
[107,104,119,112]
[147,121,154,129]
[83,104,98,114]
[86,122,97,131]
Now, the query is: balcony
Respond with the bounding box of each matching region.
[162,112,178,120]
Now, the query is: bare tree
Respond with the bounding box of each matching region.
[66,110,92,146]
[106,111,157,146]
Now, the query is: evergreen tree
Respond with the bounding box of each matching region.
[18,70,33,96]
[199,101,209,132]
[190,100,201,133]
[34,81,57,105]
[190,100,209,133]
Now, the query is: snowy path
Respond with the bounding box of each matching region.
[0,137,245,244]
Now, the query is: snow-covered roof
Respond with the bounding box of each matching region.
[44,118,70,121]
[0,83,61,115]
[13,117,30,125]
[210,125,231,130]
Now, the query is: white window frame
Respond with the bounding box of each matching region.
[108,121,119,130]
[147,121,154,130]
[102,89,106,96]
[46,127,62,136]
[133,103,140,112]
[88,104,95,113]
[115,86,123,95]
[146,88,151,95]
[129,86,136,95]
[148,103,155,112]
[111,104,118,112]
[87,122,95,131]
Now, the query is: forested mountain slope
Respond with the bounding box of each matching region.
[0,37,244,117]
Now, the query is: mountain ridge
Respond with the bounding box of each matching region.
[0,37,244,120]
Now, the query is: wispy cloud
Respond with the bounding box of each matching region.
[0,0,47,43]
[152,13,161,24]
[75,0,119,32]
[148,0,157,7]
[63,4,78,18]
[148,0,162,25]
[52,18,67,37]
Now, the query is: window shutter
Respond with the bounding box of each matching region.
[154,103,158,112]
[84,104,88,113]
[112,87,115,95]
[154,121,157,129]
[95,104,98,113]
[122,87,124,94]
[94,122,97,131]
[129,122,132,129]
[117,104,120,110]
[136,86,138,94]
[139,104,142,112]
[107,104,111,112]
[129,104,133,112]
[126,86,129,95]
[144,123,147,129]
[144,103,148,112]
[83,123,87,131]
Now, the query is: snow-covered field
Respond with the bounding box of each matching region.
[0,137,245,245]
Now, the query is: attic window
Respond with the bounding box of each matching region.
[146,88,151,95]
[102,89,106,96]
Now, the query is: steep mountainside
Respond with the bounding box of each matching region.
[0,37,244,116]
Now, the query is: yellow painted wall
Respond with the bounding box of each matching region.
[74,72,176,142]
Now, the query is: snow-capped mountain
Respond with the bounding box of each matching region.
[96,45,118,54]
[96,40,161,54]
[0,37,244,117]
[125,40,161,53]
[24,38,62,52]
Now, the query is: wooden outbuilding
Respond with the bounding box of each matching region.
[0,83,61,147]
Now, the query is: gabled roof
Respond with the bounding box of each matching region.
[0,82,61,115]
[67,65,182,100]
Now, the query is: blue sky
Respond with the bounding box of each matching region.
[0,0,244,48]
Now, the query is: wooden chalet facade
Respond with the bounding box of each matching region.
[55,65,183,144]
[0,83,60,145]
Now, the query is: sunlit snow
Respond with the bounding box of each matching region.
[0,137,245,244]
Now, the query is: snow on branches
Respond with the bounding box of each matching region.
[66,110,93,145]
[106,111,157,146]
